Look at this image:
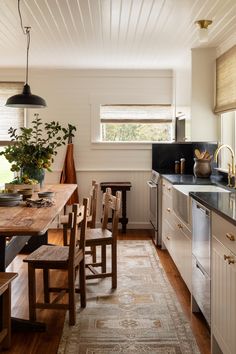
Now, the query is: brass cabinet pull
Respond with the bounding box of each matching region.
[166,236,170,240]
[177,223,183,229]
[228,258,235,264]
[226,233,235,241]
[224,254,235,264]
[167,187,171,191]
[167,208,171,212]
[162,183,165,187]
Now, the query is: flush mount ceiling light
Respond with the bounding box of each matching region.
[195,19,213,43]
[6,0,46,108]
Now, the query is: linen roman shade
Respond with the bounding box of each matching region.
[215,45,236,114]
[0,82,24,142]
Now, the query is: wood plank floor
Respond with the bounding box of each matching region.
[2,229,210,354]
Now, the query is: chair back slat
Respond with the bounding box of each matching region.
[87,181,98,228]
[101,189,121,232]
[68,199,87,268]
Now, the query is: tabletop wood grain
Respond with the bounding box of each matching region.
[0,184,77,237]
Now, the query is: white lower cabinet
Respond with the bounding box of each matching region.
[212,212,236,354]
[162,178,192,291]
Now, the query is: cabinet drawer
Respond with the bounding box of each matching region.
[212,212,236,254]
[162,195,174,225]
[172,211,191,239]
[162,178,173,195]
[162,220,174,252]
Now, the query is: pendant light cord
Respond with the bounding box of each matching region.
[18,0,31,85]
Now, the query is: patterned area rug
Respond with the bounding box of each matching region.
[58,240,200,354]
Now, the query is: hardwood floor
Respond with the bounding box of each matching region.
[2,229,210,354]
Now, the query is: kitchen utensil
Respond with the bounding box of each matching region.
[194,149,201,159]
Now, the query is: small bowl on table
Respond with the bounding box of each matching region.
[38,191,55,200]
[17,188,33,201]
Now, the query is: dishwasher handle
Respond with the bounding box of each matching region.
[196,203,210,217]
[147,181,157,188]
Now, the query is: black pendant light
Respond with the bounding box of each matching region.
[6,0,46,108]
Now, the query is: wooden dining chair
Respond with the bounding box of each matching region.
[0,272,18,349]
[23,198,88,326]
[86,189,121,289]
[61,180,98,247]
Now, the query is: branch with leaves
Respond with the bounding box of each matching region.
[0,113,77,173]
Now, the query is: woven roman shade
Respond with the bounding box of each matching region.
[215,45,236,114]
[0,82,24,141]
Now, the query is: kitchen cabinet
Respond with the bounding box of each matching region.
[161,178,192,291]
[212,212,236,354]
[162,178,174,254]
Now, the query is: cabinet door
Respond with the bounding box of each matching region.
[212,236,236,354]
[173,215,192,291]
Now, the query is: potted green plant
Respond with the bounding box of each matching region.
[0,113,76,189]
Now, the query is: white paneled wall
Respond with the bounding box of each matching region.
[45,170,151,229]
[0,68,173,229]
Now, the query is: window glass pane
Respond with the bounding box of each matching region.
[0,82,24,141]
[220,111,236,170]
[0,147,14,186]
[100,104,174,142]
[102,122,172,142]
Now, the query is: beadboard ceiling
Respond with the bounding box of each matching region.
[0,0,235,69]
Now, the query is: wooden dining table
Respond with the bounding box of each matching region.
[0,183,77,331]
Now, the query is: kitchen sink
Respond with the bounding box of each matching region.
[172,184,229,224]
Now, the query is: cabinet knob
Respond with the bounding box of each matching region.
[167,208,171,212]
[226,233,235,241]
[167,187,171,191]
[177,223,183,229]
[224,254,235,264]
[162,183,165,187]
[166,236,170,240]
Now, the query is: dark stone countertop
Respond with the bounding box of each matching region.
[159,172,236,225]
[161,174,227,186]
[190,192,236,226]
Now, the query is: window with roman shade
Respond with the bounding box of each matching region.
[215,45,236,114]
[0,82,24,142]
[100,104,174,142]
[0,82,24,184]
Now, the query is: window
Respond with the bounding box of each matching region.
[0,82,24,185]
[215,45,236,114]
[219,110,236,170]
[100,104,174,142]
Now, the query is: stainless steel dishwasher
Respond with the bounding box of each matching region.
[191,199,211,326]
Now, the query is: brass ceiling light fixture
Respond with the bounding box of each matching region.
[195,19,213,43]
[6,0,46,108]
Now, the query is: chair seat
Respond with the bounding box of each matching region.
[85,228,112,246]
[24,245,71,263]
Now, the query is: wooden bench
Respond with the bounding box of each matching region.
[0,272,18,349]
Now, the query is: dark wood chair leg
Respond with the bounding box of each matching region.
[63,224,68,246]
[28,265,36,321]
[101,245,106,273]
[43,268,50,303]
[111,242,117,289]
[91,246,97,263]
[68,269,75,326]
[79,259,86,308]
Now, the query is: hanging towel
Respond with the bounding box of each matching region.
[60,143,79,205]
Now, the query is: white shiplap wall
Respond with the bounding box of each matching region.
[0,68,173,228]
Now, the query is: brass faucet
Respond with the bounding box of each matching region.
[214,144,235,187]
